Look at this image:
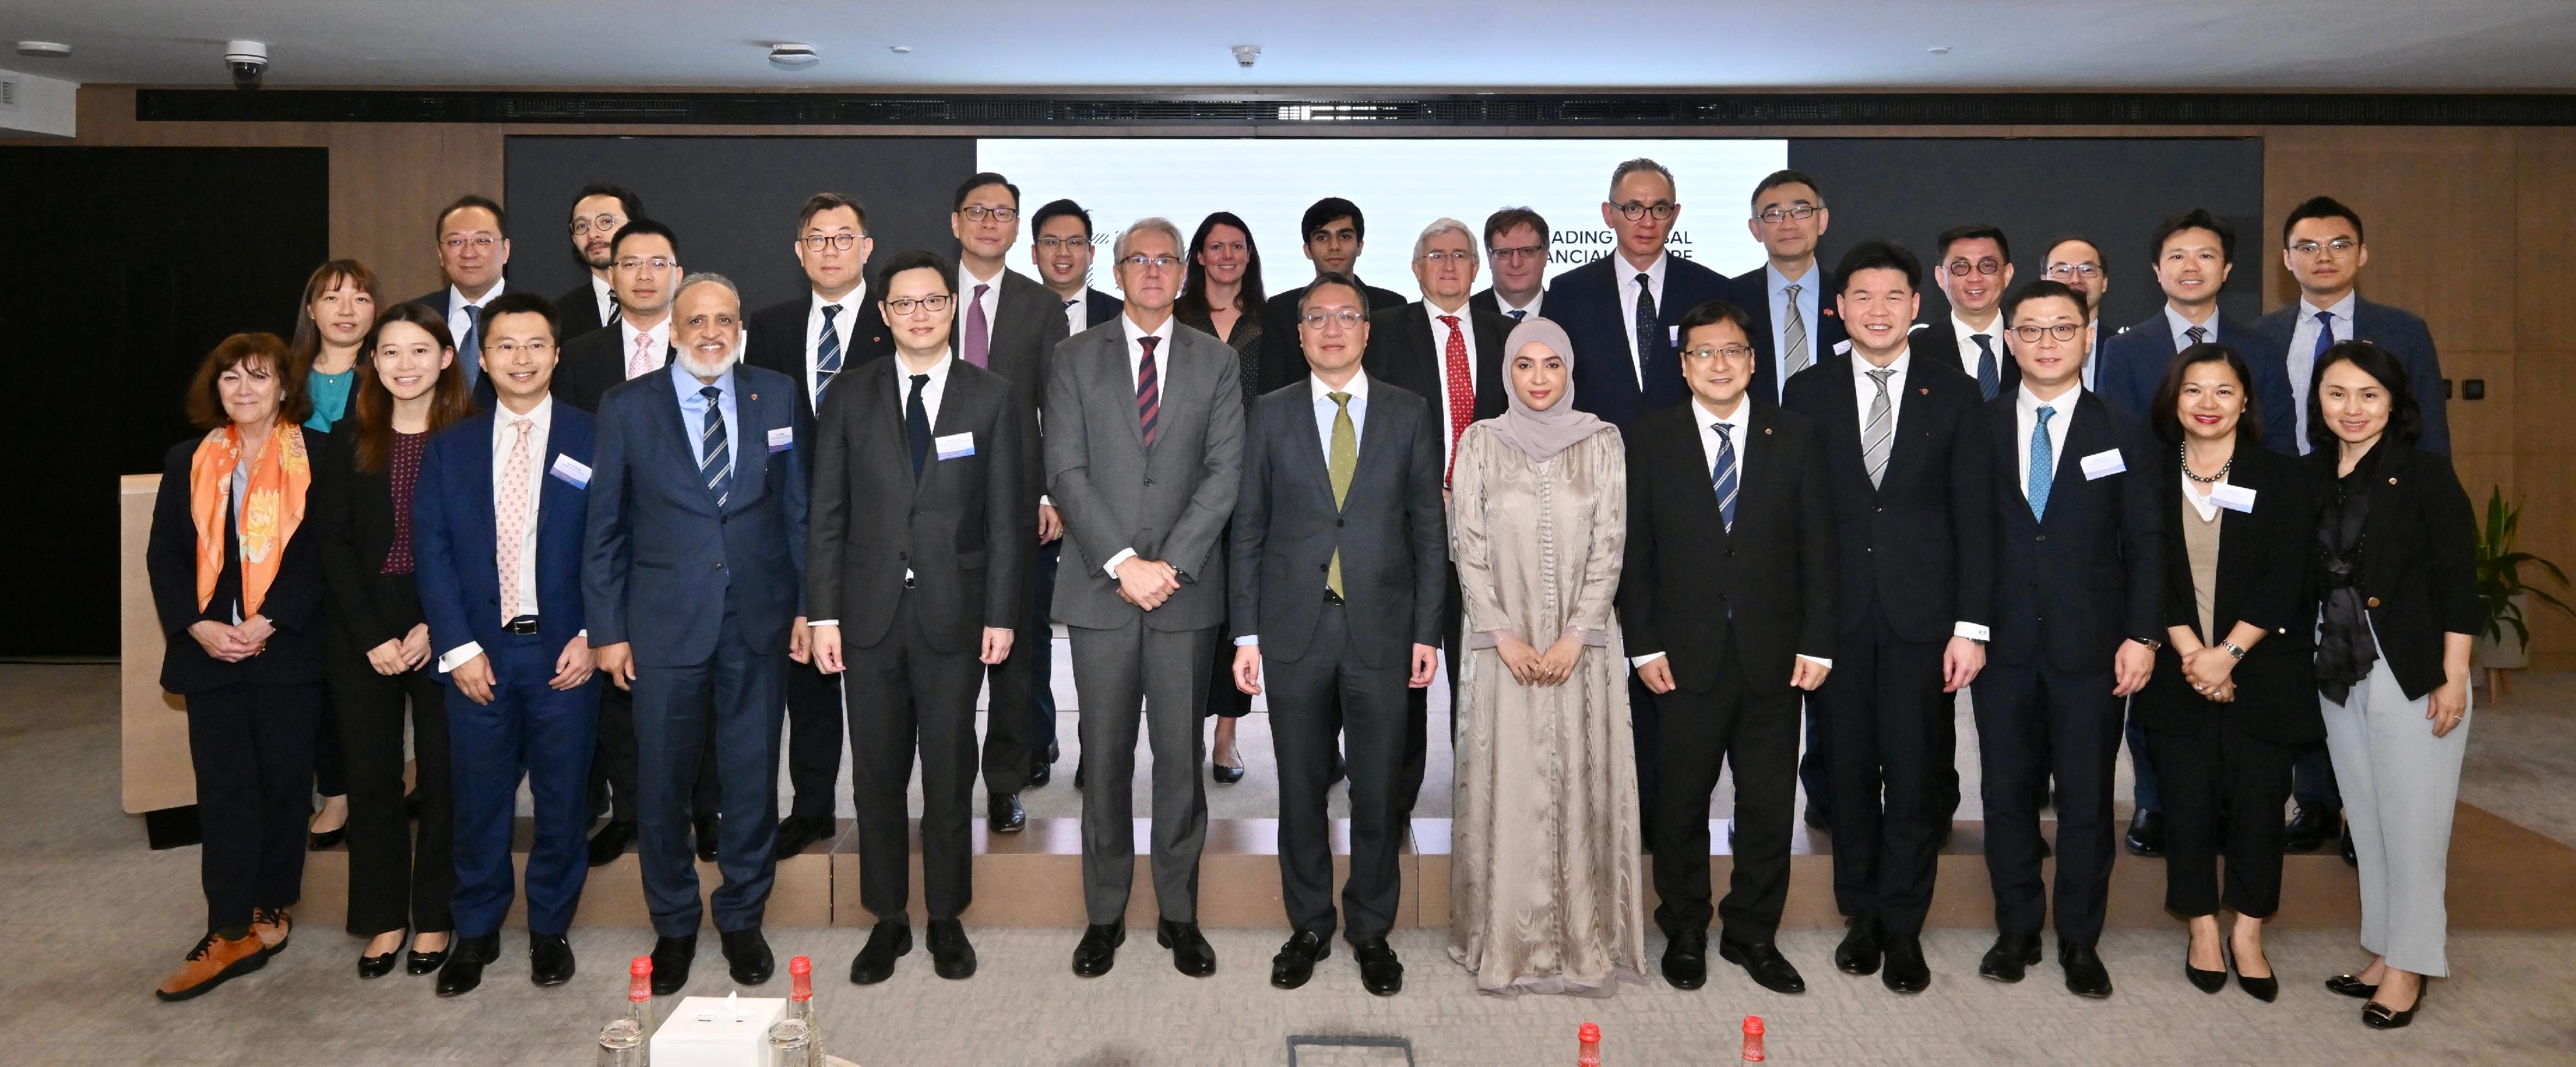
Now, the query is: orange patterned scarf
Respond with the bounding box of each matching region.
[189,420,312,618]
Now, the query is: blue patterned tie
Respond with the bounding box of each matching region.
[1508,308,1527,322]
[457,305,482,390]
[1972,334,2000,401]
[698,384,732,509]
[1710,422,1739,533]
[2028,405,2056,522]
[812,305,844,404]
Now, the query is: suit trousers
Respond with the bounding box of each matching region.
[1819,618,1949,935]
[782,657,845,820]
[980,543,1042,797]
[1972,659,2123,947]
[2125,698,2163,813]
[185,681,323,932]
[447,631,601,937]
[2292,745,2343,812]
[2148,717,2296,920]
[630,610,786,936]
[846,590,984,921]
[1030,540,1063,757]
[323,639,453,936]
[1649,626,1803,942]
[1203,523,1253,721]
[1070,617,1213,925]
[2323,648,2468,976]
[1266,601,1412,941]
[592,682,721,825]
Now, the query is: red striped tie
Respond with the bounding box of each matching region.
[1438,314,1474,486]
[1136,335,1161,446]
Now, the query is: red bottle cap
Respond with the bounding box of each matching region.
[629,956,652,1001]
[790,954,813,1001]
[1579,1023,1600,1042]
[1744,1016,1764,1035]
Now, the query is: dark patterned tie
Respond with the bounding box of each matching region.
[1508,308,1527,322]
[2185,324,2208,348]
[905,373,931,480]
[1710,422,1739,532]
[813,305,844,404]
[698,384,732,508]
[1136,335,1161,446]
[1632,272,1658,386]
[1972,334,2000,401]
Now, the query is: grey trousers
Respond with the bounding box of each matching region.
[1070,617,1214,926]
[2321,650,2469,976]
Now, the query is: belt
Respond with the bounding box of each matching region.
[504,615,542,635]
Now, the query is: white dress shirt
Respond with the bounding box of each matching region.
[445,279,507,333]
[1629,397,1831,670]
[589,274,616,327]
[1949,311,2004,381]
[436,394,557,673]
[2286,290,2356,454]
[1496,290,1542,320]
[1612,252,1670,386]
[804,285,869,413]
[1238,371,1374,648]
[1101,313,1180,577]
[1423,302,1478,478]
[1060,290,1089,337]
[616,316,672,380]
[2080,321,2103,392]
[2015,383,2079,503]
[2164,304,2221,353]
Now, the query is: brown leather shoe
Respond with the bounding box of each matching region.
[155,932,269,1001]
[250,906,293,958]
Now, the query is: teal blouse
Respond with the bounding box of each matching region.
[305,367,355,431]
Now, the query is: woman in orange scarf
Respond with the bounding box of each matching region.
[144,332,342,1001]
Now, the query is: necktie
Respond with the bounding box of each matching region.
[606,290,622,326]
[457,305,483,389]
[628,332,658,381]
[1508,308,1528,322]
[2296,310,2334,453]
[2184,324,2208,348]
[905,372,932,480]
[963,283,992,368]
[495,417,534,621]
[1862,368,1896,487]
[1710,422,1739,533]
[1631,272,1658,387]
[1327,392,1357,596]
[1781,283,1811,379]
[1135,335,1161,446]
[813,305,844,404]
[2028,405,2057,522]
[1437,314,1475,486]
[1972,334,2000,401]
[698,385,732,509]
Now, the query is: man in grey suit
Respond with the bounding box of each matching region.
[1047,217,1244,979]
[1231,272,1446,996]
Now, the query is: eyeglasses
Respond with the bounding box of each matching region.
[1418,250,1475,264]
[1756,205,1821,225]
[1119,254,1180,272]
[683,314,740,328]
[568,214,627,236]
[486,340,554,357]
[884,295,952,316]
[1946,258,2005,276]
[614,256,677,272]
[1300,310,1365,329]
[2289,238,2359,257]
[2044,263,2103,281]
[799,233,862,251]
[1489,243,1545,262]
[1034,235,1090,251]
[2011,323,2086,343]
[441,236,499,252]
[1614,201,1679,222]
[958,205,1018,223]
[1682,345,1756,363]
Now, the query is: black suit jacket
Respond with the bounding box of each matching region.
[976,270,1073,507]
[2137,441,2322,742]
[1780,353,1994,643]
[2252,296,2450,456]
[310,430,430,652]
[551,325,656,414]
[806,356,1030,654]
[1080,287,1124,328]
[1730,265,1850,408]
[1468,287,1541,323]
[2094,310,2292,453]
[2308,442,2479,699]
[406,288,501,410]
[1359,301,1512,449]
[146,431,338,694]
[1909,321,2021,402]
[744,295,897,421]
[1545,254,1736,429]
[1229,379,1448,666]
[1255,279,1414,397]
[553,280,614,343]
[1984,390,2166,672]
[1618,402,1836,695]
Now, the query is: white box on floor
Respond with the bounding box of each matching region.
[650,995,788,1067]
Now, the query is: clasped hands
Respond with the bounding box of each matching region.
[188,616,274,663]
[1115,556,1182,610]
[2178,644,2235,702]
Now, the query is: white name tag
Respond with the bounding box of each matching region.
[2210,483,2258,513]
[934,432,976,460]
[2080,448,2126,480]
[549,455,591,488]
[767,426,793,453]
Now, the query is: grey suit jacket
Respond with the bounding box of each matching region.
[1045,316,1244,632]
[982,270,1074,505]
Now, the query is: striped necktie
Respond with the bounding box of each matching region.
[697,384,732,508]
[1862,368,1896,487]
[2184,324,2208,348]
[813,305,844,404]
[1710,422,1739,532]
[1135,335,1161,446]
[1781,283,1810,379]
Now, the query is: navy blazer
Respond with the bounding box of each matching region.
[582,363,811,665]
[1730,265,1848,408]
[1544,253,1735,429]
[2094,310,2293,455]
[1081,287,1125,328]
[2251,297,2450,457]
[410,403,598,677]
[1984,389,2166,673]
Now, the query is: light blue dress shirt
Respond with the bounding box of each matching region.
[672,362,740,473]
[1766,261,1823,375]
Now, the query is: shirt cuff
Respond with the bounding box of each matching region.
[808,619,839,628]
[1797,654,1833,670]
[1235,635,1258,647]
[1040,495,1052,507]
[1561,626,1611,648]
[1103,547,1137,576]
[1629,650,1667,668]
[1954,621,1991,642]
[436,641,484,674]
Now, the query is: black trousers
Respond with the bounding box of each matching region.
[593,681,719,825]
[1819,619,1949,935]
[2151,719,2298,919]
[978,542,1043,797]
[781,657,844,820]
[1972,660,2123,947]
[1267,603,1412,941]
[846,592,984,921]
[1649,627,1802,942]
[323,640,453,936]
[185,681,323,932]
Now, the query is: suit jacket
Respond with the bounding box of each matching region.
[1045,317,1244,632]
[1229,378,1448,666]
[1545,253,1735,429]
[1618,402,1836,696]
[407,289,501,410]
[973,269,1074,507]
[1359,301,1511,440]
[312,429,431,652]
[551,323,656,414]
[1468,287,1540,323]
[1255,279,1415,397]
[2137,440,2322,742]
[806,356,1029,654]
[1780,353,1994,643]
[2252,297,2450,456]
[582,364,811,665]
[146,431,336,694]
[1081,287,1125,328]
[554,280,614,343]
[2308,442,2478,699]
[1730,265,1850,408]
[744,295,896,421]
[2095,310,2291,453]
[410,404,598,675]
[1984,389,2166,673]
[1909,321,2021,402]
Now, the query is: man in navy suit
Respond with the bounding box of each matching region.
[412,290,602,997]
[585,272,812,995]
[1547,157,1736,430]
[1023,197,1124,788]
[1914,225,2022,403]
[1731,169,1848,408]
[1033,198,1126,335]
[408,194,508,410]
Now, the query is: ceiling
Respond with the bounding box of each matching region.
[6,1,2575,90]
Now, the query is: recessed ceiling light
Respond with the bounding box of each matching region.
[768,42,820,68]
[1928,45,1952,54]
[15,41,71,58]
[889,45,913,54]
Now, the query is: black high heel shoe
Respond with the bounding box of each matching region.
[2227,945,2278,1003]
[2325,973,2380,999]
[358,949,399,979]
[1211,759,1245,785]
[307,826,346,851]
[406,934,453,976]
[2184,932,2225,994]
[2362,981,2426,1029]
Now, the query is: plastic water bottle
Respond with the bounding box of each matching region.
[1741,1015,1766,1062]
[1577,1021,1602,1065]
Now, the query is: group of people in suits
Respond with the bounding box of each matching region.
[143,155,2473,1030]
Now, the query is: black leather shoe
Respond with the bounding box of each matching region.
[1834,915,1884,976]
[2325,973,2380,999]
[848,920,911,985]
[926,918,976,979]
[1072,757,1087,791]
[1718,937,1806,994]
[2186,959,2226,992]
[1979,933,2042,983]
[587,821,636,868]
[1157,920,1216,977]
[530,933,576,987]
[1270,930,1331,989]
[1803,805,1830,831]
[433,934,500,997]
[987,791,1026,834]
[307,825,346,851]
[1352,935,1403,996]
[2228,947,2278,1003]
[2060,941,2114,998]
[2125,810,2165,857]
[404,934,449,976]
[1881,934,1930,994]
[649,934,696,996]
[359,948,398,979]
[693,816,721,862]
[1660,927,1708,990]
[2341,827,2358,868]
[1028,760,1053,788]
[2362,983,2425,1029]
[719,927,773,985]
[2284,804,2334,853]
[1071,923,1123,977]
[772,815,835,860]
[1212,760,1245,785]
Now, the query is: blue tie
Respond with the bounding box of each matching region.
[812,305,844,404]
[2313,310,2337,362]
[1972,334,2000,401]
[1508,308,1527,322]
[2028,406,2056,522]
[456,305,482,390]
[1710,422,1739,533]
[698,384,732,509]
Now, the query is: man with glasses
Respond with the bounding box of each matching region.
[1470,207,1549,323]
[2040,238,2112,392]
[556,184,646,342]
[1732,170,1848,408]
[1048,218,1242,979]
[1547,158,1735,431]
[408,194,511,407]
[1257,198,1414,396]
[1915,225,2021,403]
[1033,199,1125,336]
[1025,198,1121,789]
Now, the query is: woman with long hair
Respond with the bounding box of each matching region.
[290,258,382,853]
[1175,212,1269,781]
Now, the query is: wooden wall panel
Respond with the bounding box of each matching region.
[2261,127,2520,352]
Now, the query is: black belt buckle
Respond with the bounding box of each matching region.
[504,616,541,635]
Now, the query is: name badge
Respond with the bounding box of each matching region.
[767,426,793,453]
[935,432,976,460]
[2080,449,2126,480]
[549,455,591,488]
[2210,483,2258,513]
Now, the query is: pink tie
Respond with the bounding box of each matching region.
[496,419,534,621]
[963,283,991,368]
[628,333,657,380]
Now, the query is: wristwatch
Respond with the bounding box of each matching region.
[2218,640,2248,660]
[2128,635,2165,652]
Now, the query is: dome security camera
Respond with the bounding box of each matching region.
[1231,44,1260,69]
[225,40,267,90]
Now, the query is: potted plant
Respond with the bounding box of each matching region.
[2471,489,2573,684]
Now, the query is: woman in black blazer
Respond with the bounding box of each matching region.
[314,303,480,978]
[2136,344,2319,1003]
[2306,340,2478,1029]
[144,333,337,1001]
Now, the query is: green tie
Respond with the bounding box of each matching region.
[1327,391,1356,598]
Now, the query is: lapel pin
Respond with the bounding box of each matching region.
[1918,387,1930,395]
[1764,427,1774,435]
[2389,477,2398,484]
[751,393,760,401]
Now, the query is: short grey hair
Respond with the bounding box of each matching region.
[1112,216,1185,263]
[1412,217,1475,261]
[1607,157,1677,202]
[676,271,741,304]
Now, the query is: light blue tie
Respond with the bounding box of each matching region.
[1710,422,1739,532]
[456,305,482,390]
[2028,406,2056,522]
